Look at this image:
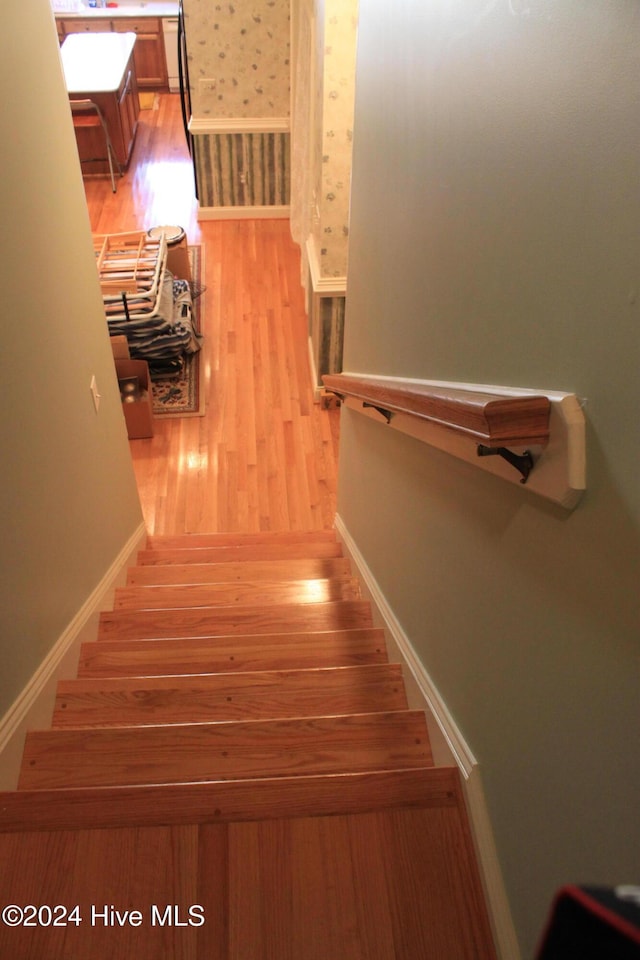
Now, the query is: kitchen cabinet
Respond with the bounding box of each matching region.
[59,17,110,34]
[61,33,141,171]
[117,65,139,163]
[113,19,167,90]
[57,17,167,90]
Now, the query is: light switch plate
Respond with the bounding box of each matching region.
[90,375,101,413]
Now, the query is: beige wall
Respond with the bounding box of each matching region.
[339,2,639,956]
[0,3,143,721]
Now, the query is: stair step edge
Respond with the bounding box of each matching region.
[51,697,411,729]
[145,530,339,549]
[136,541,345,564]
[18,711,433,789]
[29,708,427,736]
[58,662,403,686]
[77,628,390,677]
[113,578,362,610]
[126,557,353,586]
[97,601,375,642]
[52,664,409,727]
[86,627,387,646]
[0,767,461,833]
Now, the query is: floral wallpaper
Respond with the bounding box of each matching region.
[313,0,358,279]
[184,0,291,119]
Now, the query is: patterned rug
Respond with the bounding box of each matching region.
[151,245,206,418]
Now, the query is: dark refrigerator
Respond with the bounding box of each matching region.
[177,0,198,199]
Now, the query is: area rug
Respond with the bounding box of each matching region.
[151,245,206,419]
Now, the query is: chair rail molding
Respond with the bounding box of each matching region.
[324,373,586,509]
[304,237,347,393]
[305,236,347,297]
[197,205,290,221]
[188,117,290,135]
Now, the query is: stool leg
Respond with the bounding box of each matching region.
[97,107,120,193]
[106,142,116,193]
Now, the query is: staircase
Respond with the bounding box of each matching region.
[0,530,497,959]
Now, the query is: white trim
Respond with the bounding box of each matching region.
[0,521,147,790]
[305,235,347,296]
[335,514,476,774]
[340,373,586,510]
[308,336,322,401]
[335,513,522,960]
[197,205,290,221]
[303,236,347,390]
[188,116,290,135]
[463,768,523,960]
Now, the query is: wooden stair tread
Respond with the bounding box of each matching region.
[0,767,460,832]
[78,627,389,677]
[19,711,433,790]
[99,599,374,641]
[145,530,338,549]
[127,556,353,586]
[113,577,361,610]
[52,664,408,727]
[136,541,344,564]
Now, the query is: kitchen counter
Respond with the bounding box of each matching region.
[62,31,140,170]
[61,31,137,93]
[53,2,178,17]
[55,2,175,92]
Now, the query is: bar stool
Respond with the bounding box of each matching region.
[70,99,121,193]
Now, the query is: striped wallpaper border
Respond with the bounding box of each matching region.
[194,132,291,209]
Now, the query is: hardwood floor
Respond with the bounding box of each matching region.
[83,95,339,535]
[0,802,493,959]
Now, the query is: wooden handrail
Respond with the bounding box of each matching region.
[322,374,551,448]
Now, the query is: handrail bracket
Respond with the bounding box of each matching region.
[477,445,534,484]
[362,402,393,424]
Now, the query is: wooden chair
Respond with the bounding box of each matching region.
[70,99,121,193]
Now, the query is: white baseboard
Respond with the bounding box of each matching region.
[334,513,522,960]
[305,236,347,297]
[0,522,147,791]
[197,205,290,221]
[308,337,322,399]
